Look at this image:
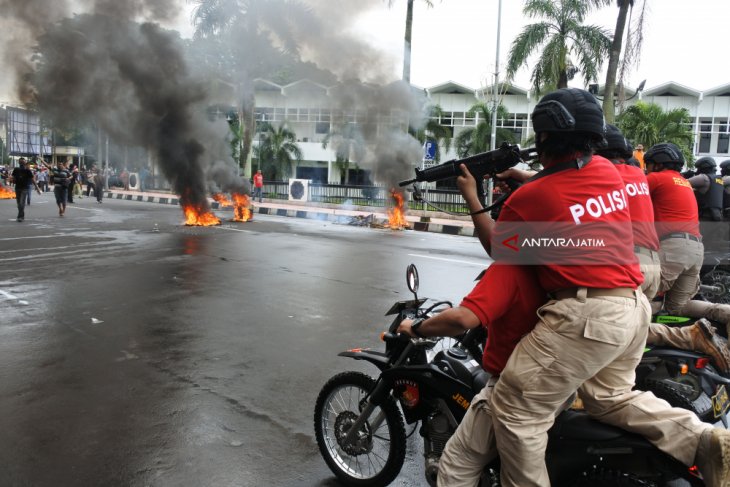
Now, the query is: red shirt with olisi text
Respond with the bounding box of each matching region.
[460,264,546,375]
[614,163,660,251]
[646,170,700,238]
[492,155,643,293]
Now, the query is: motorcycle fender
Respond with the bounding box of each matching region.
[338,350,390,371]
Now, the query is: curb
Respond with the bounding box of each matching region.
[105,191,476,238]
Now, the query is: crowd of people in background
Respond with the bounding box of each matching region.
[1,157,154,220]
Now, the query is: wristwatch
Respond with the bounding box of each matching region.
[410,318,426,338]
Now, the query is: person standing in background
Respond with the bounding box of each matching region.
[36,166,49,192]
[10,157,41,222]
[633,143,645,171]
[253,169,264,203]
[93,170,104,203]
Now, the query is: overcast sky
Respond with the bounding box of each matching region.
[3,0,727,104]
[346,0,730,93]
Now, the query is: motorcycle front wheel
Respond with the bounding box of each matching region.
[314,371,407,486]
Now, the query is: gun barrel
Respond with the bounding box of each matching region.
[399,178,417,187]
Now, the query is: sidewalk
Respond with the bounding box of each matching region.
[104,189,477,237]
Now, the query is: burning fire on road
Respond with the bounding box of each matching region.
[0,185,15,199]
[386,189,409,230]
[213,193,253,222]
[183,203,221,226]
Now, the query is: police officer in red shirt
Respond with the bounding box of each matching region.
[598,127,730,373]
[397,264,546,485]
[480,89,728,487]
[645,144,730,327]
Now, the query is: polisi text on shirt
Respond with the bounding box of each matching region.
[625,181,649,197]
[568,189,628,225]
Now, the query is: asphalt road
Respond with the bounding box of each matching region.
[0,191,491,486]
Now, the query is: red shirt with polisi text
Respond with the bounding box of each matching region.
[646,170,700,238]
[492,155,643,292]
[460,264,546,375]
[614,163,660,251]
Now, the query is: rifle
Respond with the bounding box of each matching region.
[399,142,538,209]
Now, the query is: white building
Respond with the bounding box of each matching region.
[250,78,730,183]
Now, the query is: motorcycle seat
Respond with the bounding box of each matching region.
[551,409,629,442]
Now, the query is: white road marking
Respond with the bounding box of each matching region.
[214,226,255,234]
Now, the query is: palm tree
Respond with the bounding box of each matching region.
[506,0,612,95]
[602,0,647,123]
[386,0,435,83]
[454,102,515,157]
[409,104,452,164]
[255,121,303,180]
[321,123,366,184]
[617,102,695,163]
[190,0,311,173]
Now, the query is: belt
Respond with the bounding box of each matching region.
[633,245,659,257]
[550,287,636,301]
[659,232,701,242]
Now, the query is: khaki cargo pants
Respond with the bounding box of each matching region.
[658,236,704,315]
[489,288,710,487]
[636,247,661,300]
[437,377,498,486]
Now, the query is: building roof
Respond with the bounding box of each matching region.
[427,81,476,95]
[703,82,730,97]
[281,79,329,96]
[643,81,701,98]
[251,78,283,92]
[478,82,529,97]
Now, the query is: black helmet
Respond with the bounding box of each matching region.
[694,156,716,173]
[720,159,730,176]
[597,124,633,160]
[644,142,685,170]
[531,88,606,142]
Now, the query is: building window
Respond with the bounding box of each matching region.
[699,119,712,153]
[315,122,330,134]
[719,121,729,154]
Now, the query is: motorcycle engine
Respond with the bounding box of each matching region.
[424,411,454,487]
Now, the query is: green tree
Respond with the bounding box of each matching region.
[506,0,612,94]
[454,102,515,157]
[254,121,303,180]
[602,0,647,123]
[386,0,435,83]
[321,123,365,184]
[617,101,695,163]
[226,112,245,168]
[409,104,452,164]
[190,0,314,173]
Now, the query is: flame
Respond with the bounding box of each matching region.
[213,193,232,207]
[183,204,221,226]
[386,189,409,229]
[231,193,253,222]
[0,185,15,199]
[213,192,252,222]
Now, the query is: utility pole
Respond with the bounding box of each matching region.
[490,0,503,152]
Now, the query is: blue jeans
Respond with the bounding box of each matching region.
[253,186,262,202]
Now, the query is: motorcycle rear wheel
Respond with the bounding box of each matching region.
[701,267,730,305]
[644,377,714,423]
[314,371,407,486]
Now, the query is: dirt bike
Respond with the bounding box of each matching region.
[314,264,705,486]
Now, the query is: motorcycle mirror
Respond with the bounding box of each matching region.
[406,263,419,298]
